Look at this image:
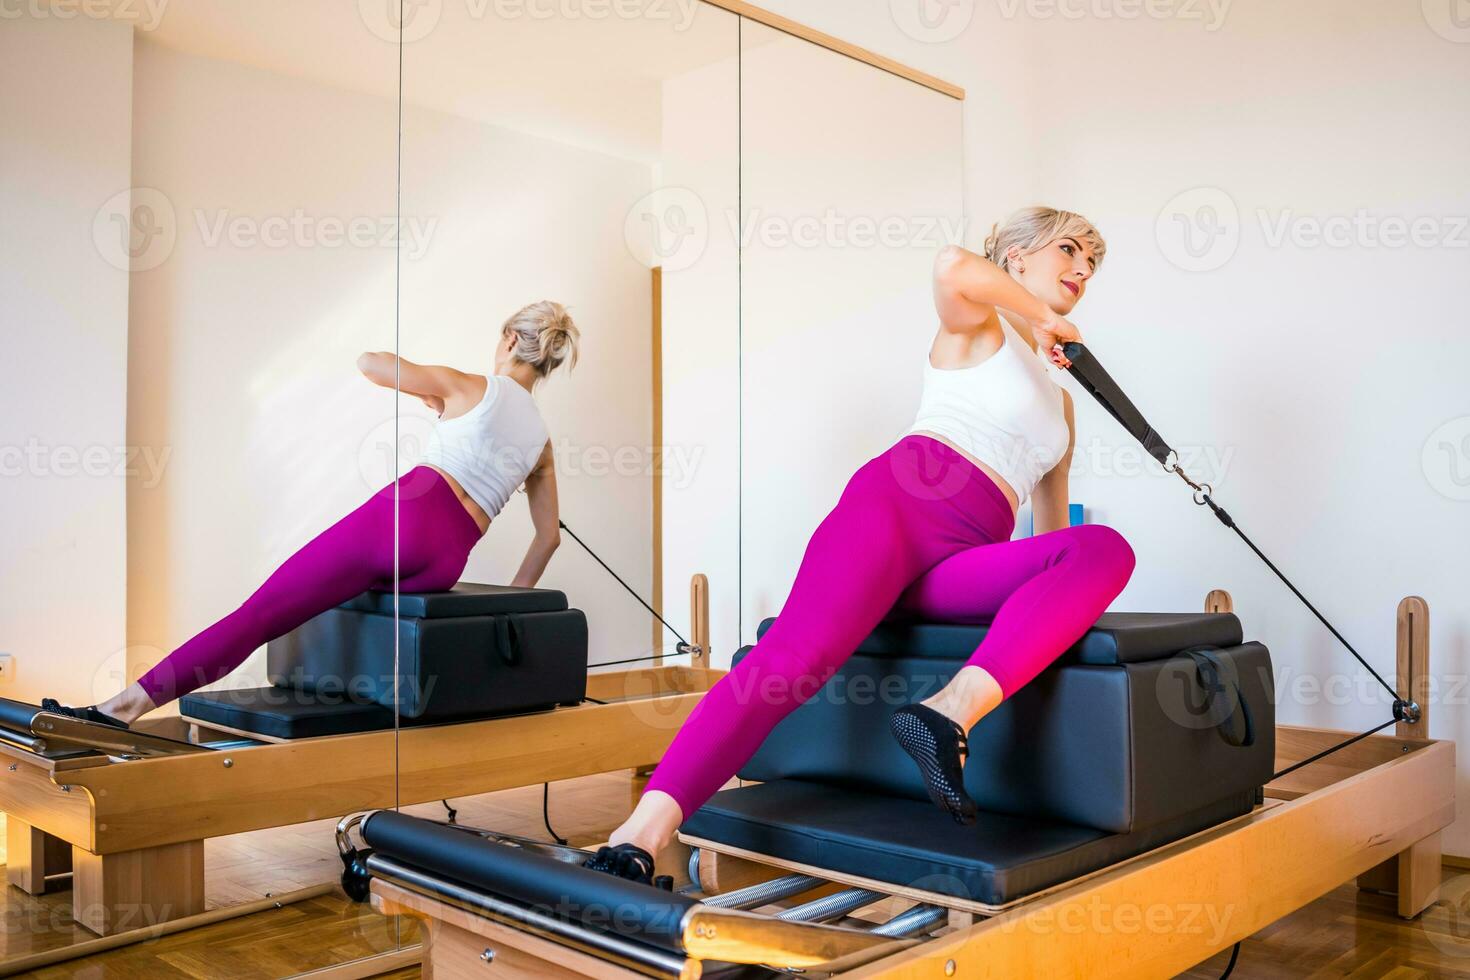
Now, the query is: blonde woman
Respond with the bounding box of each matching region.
[43,302,578,727]
[585,208,1136,885]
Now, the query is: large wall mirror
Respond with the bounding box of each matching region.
[1,0,408,969]
[0,1,959,975]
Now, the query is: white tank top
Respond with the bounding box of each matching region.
[906,316,1070,508]
[421,375,550,521]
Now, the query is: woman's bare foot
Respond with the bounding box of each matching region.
[606,790,684,857]
[95,683,160,727]
[919,665,1004,730]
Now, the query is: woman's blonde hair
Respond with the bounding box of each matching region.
[983,206,1106,273]
[502,300,580,380]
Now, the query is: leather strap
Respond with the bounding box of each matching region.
[1180,646,1254,748]
[493,616,523,667]
[1061,341,1174,466]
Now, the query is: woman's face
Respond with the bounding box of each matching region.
[1014,237,1098,315]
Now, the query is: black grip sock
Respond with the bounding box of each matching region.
[890,703,978,825]
[581,842,656,885]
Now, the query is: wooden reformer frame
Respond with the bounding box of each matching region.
[0,574,721,939]
[366,590,1454,979]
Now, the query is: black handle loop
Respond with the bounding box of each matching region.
[1060,341,1174,466]
[493,615,523,667]
[1180,646,1255,748]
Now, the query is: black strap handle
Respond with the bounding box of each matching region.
[493,615,523,667]
[1180,646,1254,748]
[1061,341,1174,466]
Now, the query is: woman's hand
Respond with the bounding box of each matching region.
[1029,312,1083,369]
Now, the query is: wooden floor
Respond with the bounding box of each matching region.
[2,769,1467,978]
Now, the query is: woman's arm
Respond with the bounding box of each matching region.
[1030,390,1076,535]
[356,352,471,414]
[933,245,1053,332]
[932,246,1082,362]
[509,441,561,589]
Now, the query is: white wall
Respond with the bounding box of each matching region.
[0,16,134,704]
[658,48,743,666]
[126,37,400,699]
[737,21,966,637]
[397,102,658,669]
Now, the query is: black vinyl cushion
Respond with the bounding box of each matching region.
[180,687,400,738]
[362,810,696,950]
[682,779,1257,906]
[179,686,565,739]
[756,610,1243,666]
[735,641,1274,834]
[339,582,568,618]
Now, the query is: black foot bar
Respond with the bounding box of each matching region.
[338,810,925,974]
[0,697,209,759]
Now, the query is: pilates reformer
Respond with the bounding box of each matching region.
[0,568,724,941]
[335,343,1453,978]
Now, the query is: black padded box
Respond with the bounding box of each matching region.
[264,583,588,722]
[681,611,1274,906]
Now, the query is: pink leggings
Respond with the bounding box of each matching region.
[645,435,1136,819]
[136,466,482,705]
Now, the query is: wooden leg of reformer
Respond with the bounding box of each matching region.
[1356,596,1438,917]
[5,817,72,895]
[71,840,205,936]
[634,574,711,779]
[1209,589,1442,917]
[689,573,710,671]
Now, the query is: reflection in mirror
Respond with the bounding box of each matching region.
[0,1,405,971]
[328,1,739,975]
[379,0,741,793]
[737,20,966,634]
